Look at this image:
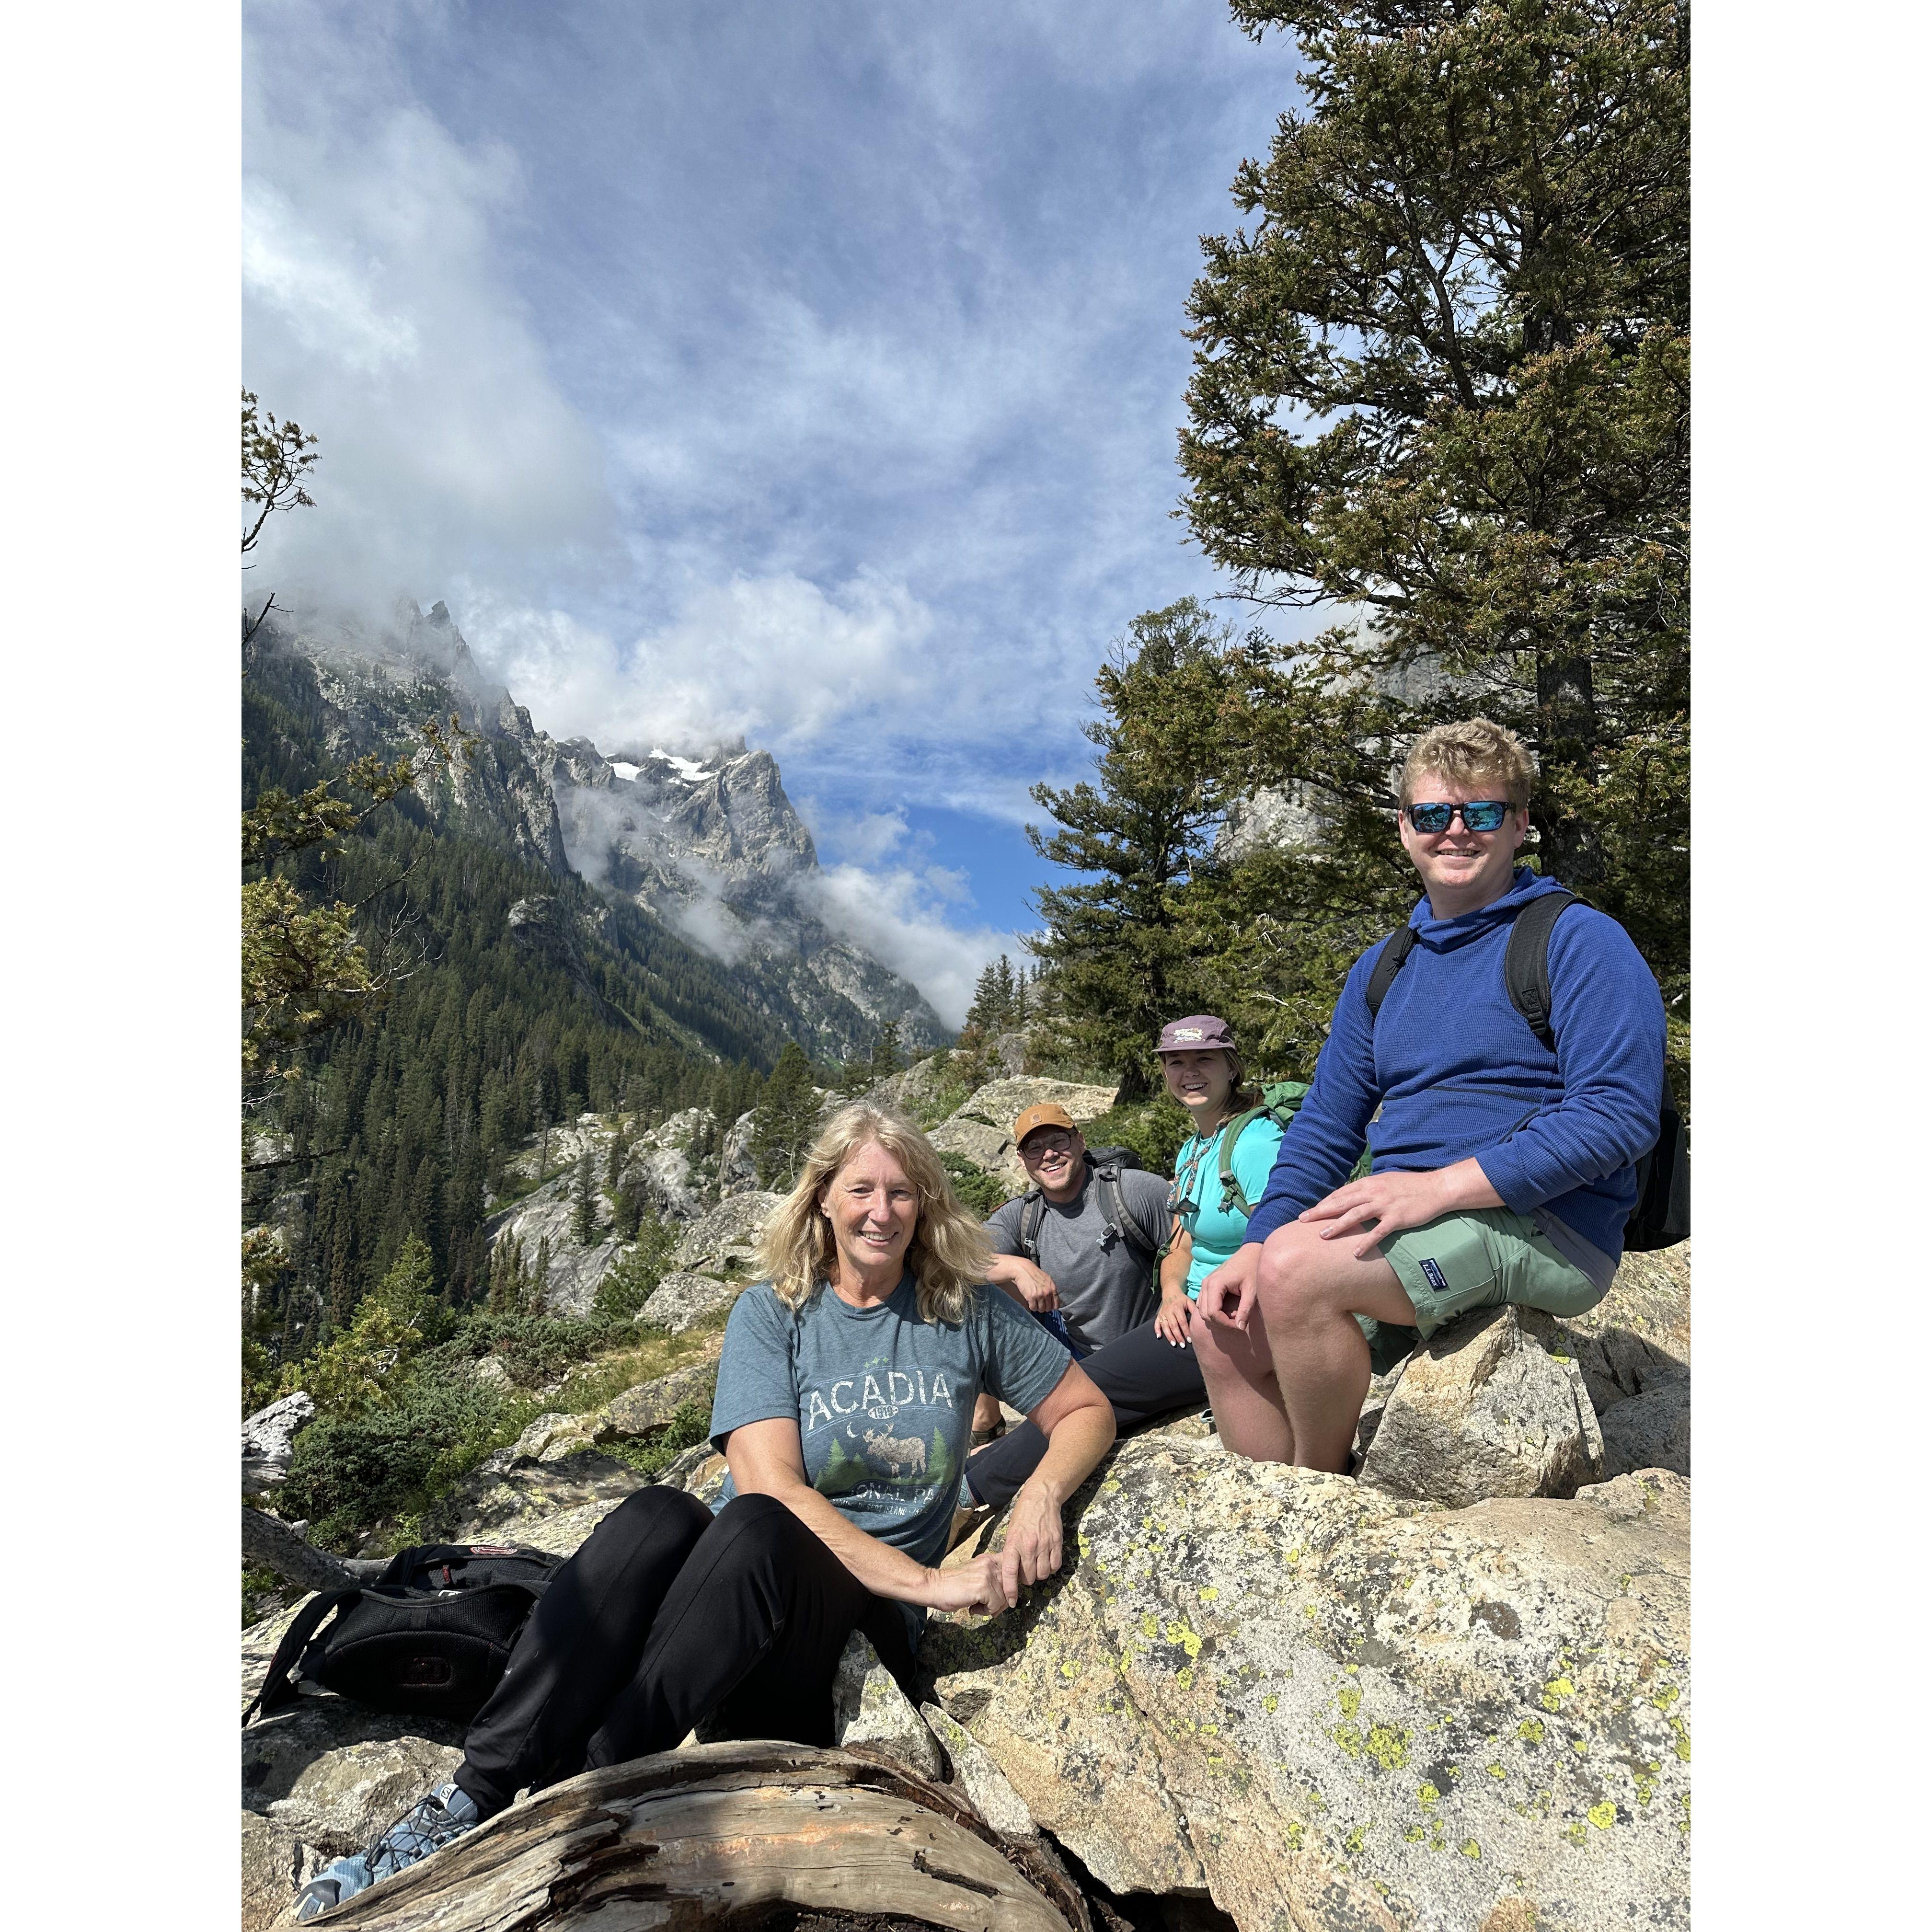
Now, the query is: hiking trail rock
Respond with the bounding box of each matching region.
[243,1392,315,1494]
[1357,1306,1604,1506]
[924,1436,1690,1932]
[928,1078,1119,1193]
[638,1269,743,1334]
[830,1631,945,1780]
[669,1190,784,1275]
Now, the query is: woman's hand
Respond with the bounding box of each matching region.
[1198,1245,1260,1334]
[923,1551,1018,1617]
[1153,1286,1194,1348]
[1003,1481,1066,1589]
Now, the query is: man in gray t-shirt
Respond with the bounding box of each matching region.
[982,1103,1172,1356]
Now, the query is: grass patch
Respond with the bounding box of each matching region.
[1078,1095,1195,1175]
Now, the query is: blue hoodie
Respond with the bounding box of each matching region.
[1242,870,1667,1263]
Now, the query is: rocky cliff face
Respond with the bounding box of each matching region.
[252,598,945,1060]
[548,734,946,1057]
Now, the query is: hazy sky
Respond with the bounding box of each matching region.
[242,0,1309,1022]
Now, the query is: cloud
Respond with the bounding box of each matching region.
[242,4,612,613]
[802,861,1024,1031]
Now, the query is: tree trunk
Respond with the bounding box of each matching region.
[1534,651,1602,892]
[313,1740,1091,1932]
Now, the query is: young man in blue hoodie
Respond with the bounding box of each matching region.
[1194,718,1667,1473]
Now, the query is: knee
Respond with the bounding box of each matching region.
[1256,1230,1335,1326]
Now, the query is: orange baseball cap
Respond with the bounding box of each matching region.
[1012,1102,1078,1145]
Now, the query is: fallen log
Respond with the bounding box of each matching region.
[312,1739,1090,1932]
[242,1506,388,1593]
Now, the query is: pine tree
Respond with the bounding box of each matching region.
[1028,601,1255,1097]
[1178,0,1689,1044]
[571,1146,597,1244]
[870,1021,904,1082]
[750,1043,823,1188]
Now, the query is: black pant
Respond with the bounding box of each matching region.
[455,1488,913,1819]
[963,1315,1208,1511]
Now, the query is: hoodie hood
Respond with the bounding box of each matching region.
[1406,867,1567,953]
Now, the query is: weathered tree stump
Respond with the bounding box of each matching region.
[312,1740,1089,1932]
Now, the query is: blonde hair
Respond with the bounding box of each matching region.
[755,1104,994,1326]
[1400,718,1538,811]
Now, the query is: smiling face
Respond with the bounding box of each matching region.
[1018,1125,1087,1204]
[818,1138,919,1296]
[1398,767,1530,917]
[1161,1047,1237,1121]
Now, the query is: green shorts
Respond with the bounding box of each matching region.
[1361,1208,1607,1358]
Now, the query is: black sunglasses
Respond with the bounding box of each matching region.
[1404,799,1511,834]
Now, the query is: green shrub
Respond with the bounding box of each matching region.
[595,1213,678,1322]
[939,1152,1013,1217]
[1078,1097,1193,1177]
[602,1397,714,1481]
[278,1373,506,1549]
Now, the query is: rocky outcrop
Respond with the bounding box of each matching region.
[638,1270,744,1334]
[925,1438,1690,1932]
[830,1632,944,1780]
[1356,1307,1604,1506]
[716,1108,759,1195]
[1598,1368,1690,1480]
[928,1078,1120,1194]
[243,1392,315,1494]
[596,1362,717,1440]
[669,1191,785,1275]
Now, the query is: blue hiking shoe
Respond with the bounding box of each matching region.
[293,1780,480,1920]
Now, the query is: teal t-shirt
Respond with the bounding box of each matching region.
[708,1273,1071,1573]
[1174,1114,1287,1299]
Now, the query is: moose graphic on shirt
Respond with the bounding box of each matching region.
[800,1356,961,1499]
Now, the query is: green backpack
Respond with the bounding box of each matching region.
[1206,1080,1372,1219]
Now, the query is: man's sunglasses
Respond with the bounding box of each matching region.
[1019,1131,1077,1158]
[1404,799,1512,834]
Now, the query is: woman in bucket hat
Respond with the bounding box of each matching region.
[1154,1015,1287,1348]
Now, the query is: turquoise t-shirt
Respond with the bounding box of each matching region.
[1174,1114,1287,1299]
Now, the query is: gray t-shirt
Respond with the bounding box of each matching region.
[708,1273,1072,1577]
[984,1165,1171,1353]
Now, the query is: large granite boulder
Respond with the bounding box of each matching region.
[637,1270,743,1334]
[928,1078,1120,1194]
[669,1191,784,1276]
[925,1436,1690,1932]
[1555,1241,1690,1417]
[717,1107,759,1196]
[243,1392,315,1494]
[1357,1306,1604,1506]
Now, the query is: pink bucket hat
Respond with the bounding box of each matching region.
[1155,1014,1236,1055]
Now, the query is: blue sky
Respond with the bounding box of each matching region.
[242,0,1310,1021]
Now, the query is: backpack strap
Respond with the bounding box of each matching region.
[1094,1161,1162,1259]
[1364,925,1418,1020]
[1016,1187,1046,1261]
[242,1587,356,1727]
[1503,890,1581,1050]
[1214,1107,1267,1220]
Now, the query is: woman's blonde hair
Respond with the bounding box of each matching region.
[754,1104,994,1326]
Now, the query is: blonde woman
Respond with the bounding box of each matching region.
[297,1104,1114,1920]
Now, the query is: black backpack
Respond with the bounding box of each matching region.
[1016,1145,1166,1267]
[242,1542,564,1727]
[1363,890,1688,1253]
